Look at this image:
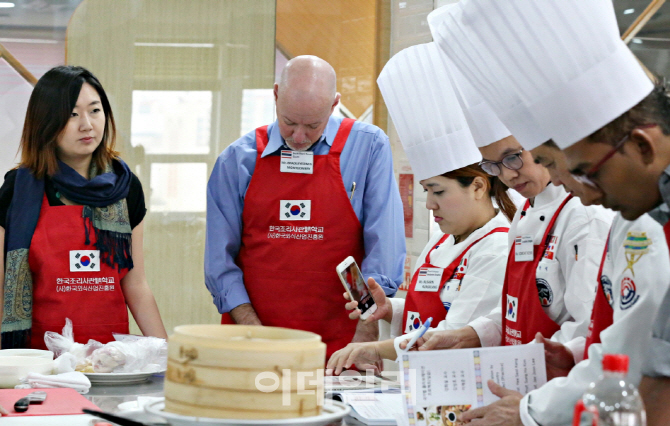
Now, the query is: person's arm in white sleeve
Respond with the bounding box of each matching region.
[549,216,607,345]
[468,303,503,347]
[521,216,668,426]
[562,336,586,365]
[386,297,406,340]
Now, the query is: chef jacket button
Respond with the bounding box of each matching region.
[540,216,545,221]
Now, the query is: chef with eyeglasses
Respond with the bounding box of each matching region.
[409,4,613,367]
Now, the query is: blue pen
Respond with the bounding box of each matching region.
[404,317,432,352]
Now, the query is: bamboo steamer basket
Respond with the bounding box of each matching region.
[165,325,326,419]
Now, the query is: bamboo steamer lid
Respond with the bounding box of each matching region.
[165,325,326,419]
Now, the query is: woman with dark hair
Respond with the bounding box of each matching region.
[0,65,167,349]
[327,162,515,373]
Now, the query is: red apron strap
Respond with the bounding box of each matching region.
[584,232,614,359]
[403,226,509,332]
[329,118,356,155]
[502,194,574,346]
[255,125,270,157]
[425,234,451,264]
[434,227,509,296]
[542,195,574,245]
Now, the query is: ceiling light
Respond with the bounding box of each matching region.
[632,38,643,44]
[0,2,15,8]
[624,8,635,15]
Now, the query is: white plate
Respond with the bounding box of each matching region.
[118,400,169,425]
[84,370,164,385]
[145,399,350,426]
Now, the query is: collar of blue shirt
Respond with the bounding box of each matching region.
[261,116,342,158]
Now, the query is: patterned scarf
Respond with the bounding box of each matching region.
[2,159,132,348]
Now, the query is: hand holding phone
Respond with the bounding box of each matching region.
[336,256,378,320]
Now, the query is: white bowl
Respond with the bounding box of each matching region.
[0,356,54,388]
[0,349,54,360]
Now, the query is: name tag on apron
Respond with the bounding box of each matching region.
[515,235,534,262]
[280,150,314,174]
[416,267,442,292]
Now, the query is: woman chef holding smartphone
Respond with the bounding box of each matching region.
[328,43,516,374]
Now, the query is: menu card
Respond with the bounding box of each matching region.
[399,343,546,425]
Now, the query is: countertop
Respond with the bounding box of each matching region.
[82,374,367,426]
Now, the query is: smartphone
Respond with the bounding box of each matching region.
[336,256,378,320]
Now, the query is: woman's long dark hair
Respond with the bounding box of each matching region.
[19,65,118,178]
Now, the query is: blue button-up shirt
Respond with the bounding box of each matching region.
[205,115,406,314]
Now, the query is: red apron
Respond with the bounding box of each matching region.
[223,119,364,359]
[403,227,509,332]
[29,195,129,349]
[584,234,613,359]
[502,195,573,345]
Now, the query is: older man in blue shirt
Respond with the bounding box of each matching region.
[205,55,405,357]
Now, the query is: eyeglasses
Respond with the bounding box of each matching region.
[479,149,524,176]
[570,124,657,189]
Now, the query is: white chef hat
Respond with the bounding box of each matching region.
[427,7,511,148]
[428,3,549,150]
[430,0,653,150]
[377,42,481,181]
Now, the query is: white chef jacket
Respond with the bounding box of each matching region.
[469,184,612,357]
[383,211,510,339]
[519,212,669,426]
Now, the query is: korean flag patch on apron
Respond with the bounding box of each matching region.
[70,250,100,272]
[280,200,311,221]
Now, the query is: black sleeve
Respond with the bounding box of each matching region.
[127,172,147,229]
[0,169,18,229]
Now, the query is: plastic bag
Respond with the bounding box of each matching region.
[53,352,78,374]
[90,337,167,373]
[47,318,167,374]
[44,318,102,371]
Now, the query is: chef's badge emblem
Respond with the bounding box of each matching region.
[405,311,422,333]
[536,278,553,307]
[505,295,518,322]
[280,200,311,221]
[620,277,640,310]
[543,236,558,260]
[624,231,652,276]
[70,250,100,272]
[454,258,468,280]
[600,275,614,307]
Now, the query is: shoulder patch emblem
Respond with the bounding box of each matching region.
[624,231,652,276]
[536,278,553,307]
[600,275,614,307]
[620,277,640,310]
